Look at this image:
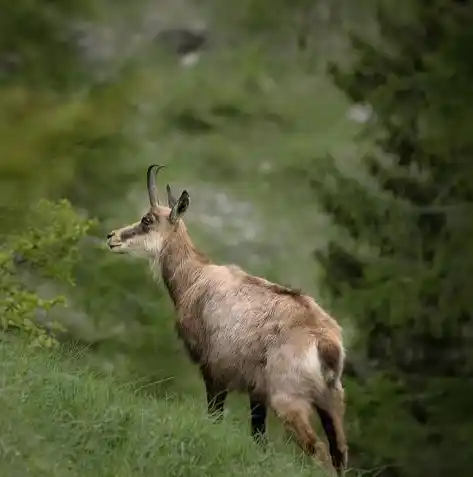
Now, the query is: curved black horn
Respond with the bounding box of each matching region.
[146,164,166,206]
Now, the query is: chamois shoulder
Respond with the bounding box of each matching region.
[222,264,310,306]
[241,273,307,302]
[241,273,301,295]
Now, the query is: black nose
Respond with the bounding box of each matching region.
[107,232,113,239]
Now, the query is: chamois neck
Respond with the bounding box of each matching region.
[156,223,209,307]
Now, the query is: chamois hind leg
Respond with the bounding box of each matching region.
[249,395,267,445]
[270,394,332,473]
[200,366,227,421]
[315,381,348,476]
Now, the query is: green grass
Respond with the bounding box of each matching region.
[0,335,328,477]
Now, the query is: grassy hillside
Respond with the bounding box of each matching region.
[0,335,328,477]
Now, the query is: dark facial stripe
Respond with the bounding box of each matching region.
[120,223,148,241]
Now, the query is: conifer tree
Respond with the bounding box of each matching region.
[314,1,473,475]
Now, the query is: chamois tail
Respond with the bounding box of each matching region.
[318,338,344,387]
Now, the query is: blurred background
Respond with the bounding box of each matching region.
[1,0,472,476]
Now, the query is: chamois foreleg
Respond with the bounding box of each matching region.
[249,395,267,445]
[200,366,227,420]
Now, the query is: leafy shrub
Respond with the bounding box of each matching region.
[0,199,93,347]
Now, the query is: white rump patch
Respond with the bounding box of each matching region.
[302,343,324,387]
[303,343,322,371]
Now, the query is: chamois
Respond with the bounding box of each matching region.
[106,164,348,476]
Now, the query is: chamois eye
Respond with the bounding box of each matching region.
[141,214,153,226]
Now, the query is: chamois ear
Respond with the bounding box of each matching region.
[169,190,190,224]
[166,184,177,208]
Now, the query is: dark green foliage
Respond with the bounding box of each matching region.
[0,1,97,89]
[315,1,473,476]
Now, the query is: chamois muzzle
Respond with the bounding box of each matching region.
[106,230,122,250]
[147,164,166,207]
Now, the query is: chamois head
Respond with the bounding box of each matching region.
[106,164,190,256]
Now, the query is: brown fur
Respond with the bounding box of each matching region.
[107,176,348,476]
